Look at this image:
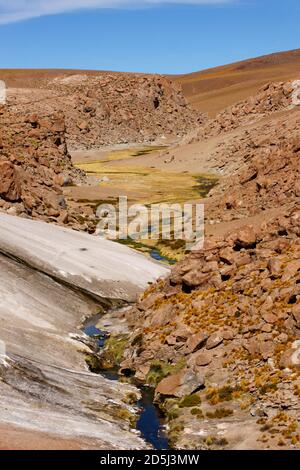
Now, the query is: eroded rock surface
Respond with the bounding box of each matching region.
[0,254,147,449]
[0,215,169,449]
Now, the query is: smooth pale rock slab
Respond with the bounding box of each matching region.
[0,254,147,449]
[0,213,169,449]
[0,213,169,302]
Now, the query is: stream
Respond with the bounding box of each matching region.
[83,320,170,450]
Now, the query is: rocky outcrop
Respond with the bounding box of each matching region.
[197,80,297,139]
[7,73,205,149]
[205,123,300,222]
[122,207,300,449]
[0,106,99,230]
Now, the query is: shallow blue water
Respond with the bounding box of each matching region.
[137,387,169,450]
[150,249,176,265]
[83,320,169,450]
[83,323,109,348]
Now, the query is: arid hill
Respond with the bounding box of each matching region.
[175,49,300,116]
[0,68,114,89]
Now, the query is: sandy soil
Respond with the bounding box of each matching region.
[0,425,101,450]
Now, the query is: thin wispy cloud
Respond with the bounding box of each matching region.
[0,1,235,25]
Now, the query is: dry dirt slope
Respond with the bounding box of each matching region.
[174,49,300,116]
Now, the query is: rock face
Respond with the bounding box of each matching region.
[0,106,90,228]
[7,73,205,149]
[0,253,148,450]
[0,161,22,201]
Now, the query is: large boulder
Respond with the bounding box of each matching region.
[155,368,204,398]
[0,161,21,201]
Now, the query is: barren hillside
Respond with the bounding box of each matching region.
[175,49,300,116]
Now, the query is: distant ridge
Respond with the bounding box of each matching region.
[1,49,300,116]
[174,49,300,115]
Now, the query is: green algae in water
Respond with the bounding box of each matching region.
[194,175,219,197]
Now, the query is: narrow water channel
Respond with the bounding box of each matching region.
[137,387,169,450]
[83,320,170,450]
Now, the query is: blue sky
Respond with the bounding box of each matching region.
[0,0,299,74]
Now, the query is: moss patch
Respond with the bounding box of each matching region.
[146,359,185,386]
[100,334,129,369]
[206,407,234,419]
[179,393,201,408]
[85,353,102,373]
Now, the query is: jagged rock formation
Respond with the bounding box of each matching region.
[0,106,97,230]
[205,111,300,223]
[197,80,297,138]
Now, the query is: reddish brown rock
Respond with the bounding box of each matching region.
[206,332,223,350]
[0,161,21,201]
[155,369,204,398]
[137,293,164,312]
[268,259,282,276]
[173,325,192,342]
[182,271,212,288]
[279,341,300,369]
[292,304,300,327]
[7,73,204,150]
[185,332,208,354]
[262,313,277,324]
[0,108,85,225]
[228,226,257,249]
[193,350,212,367]
[149,304,175,327]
